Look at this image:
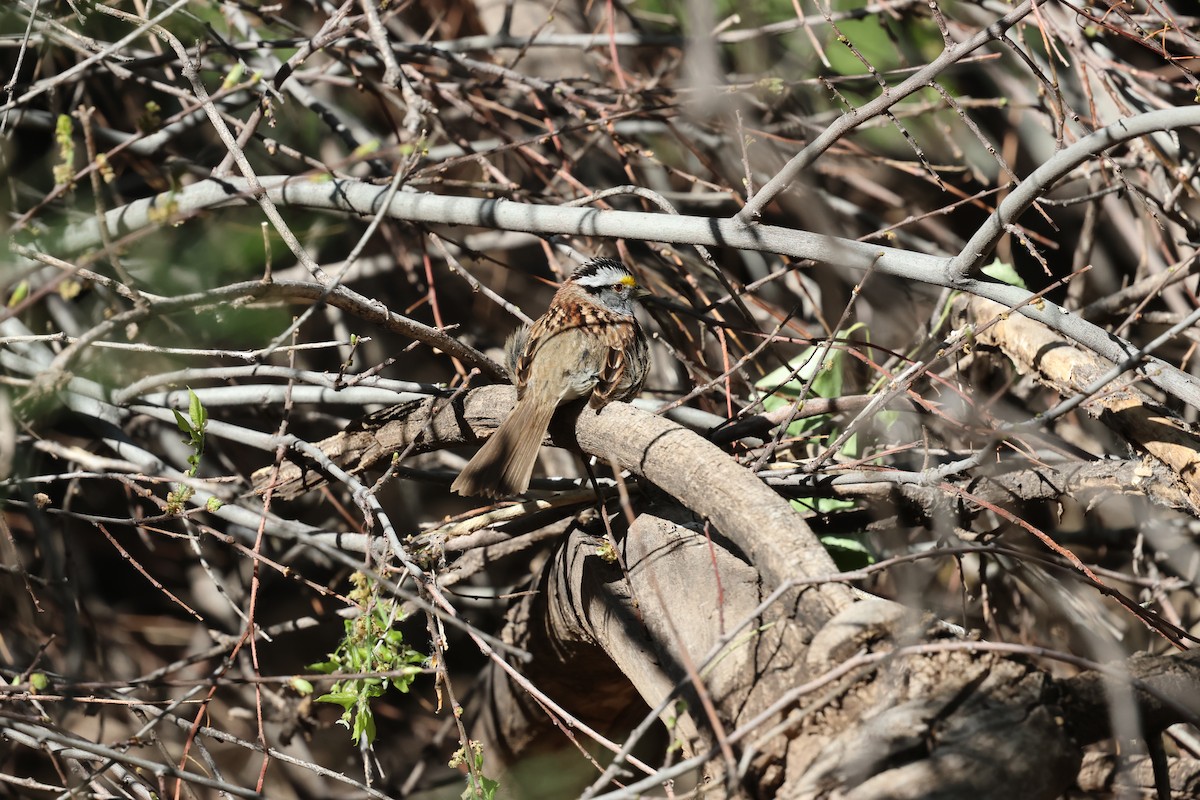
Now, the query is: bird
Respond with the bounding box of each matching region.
[451,258,650,498]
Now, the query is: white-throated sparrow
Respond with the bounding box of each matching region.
[451,258,650,498]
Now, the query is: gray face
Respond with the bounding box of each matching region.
[573,260,642,317]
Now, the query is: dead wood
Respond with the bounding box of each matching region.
[472,509,1089,798]
[958,295,1200,512]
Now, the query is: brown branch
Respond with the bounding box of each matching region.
[959,295,1200,513]
[254,385,854,607]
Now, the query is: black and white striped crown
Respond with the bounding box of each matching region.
[570,258,636,288]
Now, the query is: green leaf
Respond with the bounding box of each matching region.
[316,691,357,711]
[304,657,338,676]
[790,497,857,515]
[7,281,29,307]
[755,324,868,439]
[755,351,822,397]
[188,388,207,429]
[981,258,1027,289]
[454,742,501,799]
[819,534,875,571]
[462,775,501,800]
[353,704,376,745]
[394,666,421,692]
[220,62,245,91]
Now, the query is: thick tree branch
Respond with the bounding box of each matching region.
[255,385,853,607]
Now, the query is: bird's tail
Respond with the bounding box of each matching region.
[450,396,557,498]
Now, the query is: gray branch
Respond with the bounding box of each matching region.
[39,138,1200,410]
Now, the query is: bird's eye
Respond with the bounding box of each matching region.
[612,283,623,292]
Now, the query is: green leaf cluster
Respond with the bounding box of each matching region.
[756,323,865,446]
[172,388,208,478]
[166,388,207,512]
[449,740,501,800]
[308,573,425,745]
[757,326,878,567]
